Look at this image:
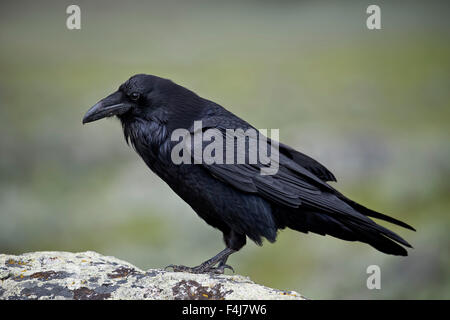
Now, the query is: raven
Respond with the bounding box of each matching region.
[83,74,414,273]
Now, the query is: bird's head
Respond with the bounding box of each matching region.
[82,74,170,124]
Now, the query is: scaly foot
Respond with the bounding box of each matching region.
[164,262,234,274]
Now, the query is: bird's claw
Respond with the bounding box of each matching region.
[164,263,234,274]
[164,264,199,273]
[212,263,235,274]
[164,264,206,273]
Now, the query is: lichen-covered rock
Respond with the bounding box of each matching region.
[0,251,305,300]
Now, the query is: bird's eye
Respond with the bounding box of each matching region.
[130,92,140,101]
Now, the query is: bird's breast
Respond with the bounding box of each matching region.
[123,119,176,179]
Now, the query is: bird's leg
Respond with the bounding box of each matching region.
[165,248,236,274]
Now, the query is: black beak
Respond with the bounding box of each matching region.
[82,91,131,124]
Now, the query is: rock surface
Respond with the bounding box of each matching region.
[0,251,305,300]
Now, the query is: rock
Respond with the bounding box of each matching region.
[0,251,305,300]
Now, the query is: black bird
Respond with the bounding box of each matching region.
[83,74,415,273]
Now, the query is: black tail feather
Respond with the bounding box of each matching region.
[343,219,410,256]
[335,193,416,231]
[280,207,412,256]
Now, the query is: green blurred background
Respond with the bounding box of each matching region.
[1,0,449,299]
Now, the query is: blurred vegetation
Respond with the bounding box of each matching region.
[0,0,449,299]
